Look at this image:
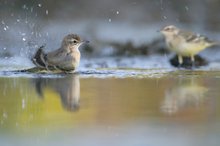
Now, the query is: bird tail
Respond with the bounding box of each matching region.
[208,40,220,47]
[213,42,220,46]
[204,41,220,49]
[32,45,47,68]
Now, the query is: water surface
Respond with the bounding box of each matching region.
[0,70,220,146]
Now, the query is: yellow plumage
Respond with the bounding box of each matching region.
[160,25,217,64]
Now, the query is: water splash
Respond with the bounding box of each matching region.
[38,4,42,7]
[185,6,189,11]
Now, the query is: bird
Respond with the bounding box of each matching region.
[32,34,89,73]
[160,25,218,65]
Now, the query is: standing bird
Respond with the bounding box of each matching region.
[160,25,218,65]
[32,34,88,73]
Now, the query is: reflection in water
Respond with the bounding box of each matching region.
[161,77,209,115]
[32,74,80,111]
[0,74,219,146]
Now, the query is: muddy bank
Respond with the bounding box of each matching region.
[81,37,168,56]
[81,38,209,69]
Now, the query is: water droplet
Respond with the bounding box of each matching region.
[30,7,33,13]
[185,6,189,11]
[163,16,167,19]
[22,4,27,9]
[108,18,112,22]
[22,38,26,41]
[3,47,6,50]
[38,3,42,7]
[16,19,20,22]
[116,11,119,15]
[46,10,49,15]
[3,25,9,31]
[1,20,5,25]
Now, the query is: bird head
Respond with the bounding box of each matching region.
[160,25,179,36]
[61,34,89,49]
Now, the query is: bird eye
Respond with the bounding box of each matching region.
[70,40,77,43]
[165,27,170,31]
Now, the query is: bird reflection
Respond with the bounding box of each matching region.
[32,74,80,112]
[161,78,208,115]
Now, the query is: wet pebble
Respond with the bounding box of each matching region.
[170,55,208,69]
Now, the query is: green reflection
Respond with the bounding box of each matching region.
[0,75,82,134]
[0,72,219,134]
[32,75,80,111]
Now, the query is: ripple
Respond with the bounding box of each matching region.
[1,55,220,78]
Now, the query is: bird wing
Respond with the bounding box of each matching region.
[45,48,77,72]
[32,45,47,68]
[178,30,197,42]
[46,48,67,66]
[178,30,213,44]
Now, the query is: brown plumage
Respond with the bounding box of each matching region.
[32,34,88,72]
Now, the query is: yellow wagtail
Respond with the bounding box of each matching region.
[160,25,218,65]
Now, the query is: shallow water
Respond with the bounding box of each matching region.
[1,1,220,145]
[0,70,220,146]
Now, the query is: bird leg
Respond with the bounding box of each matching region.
[178,55,183,67]
[190,55,195,68]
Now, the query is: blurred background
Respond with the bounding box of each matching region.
[0,0,220,66]
[1,2,220,146]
